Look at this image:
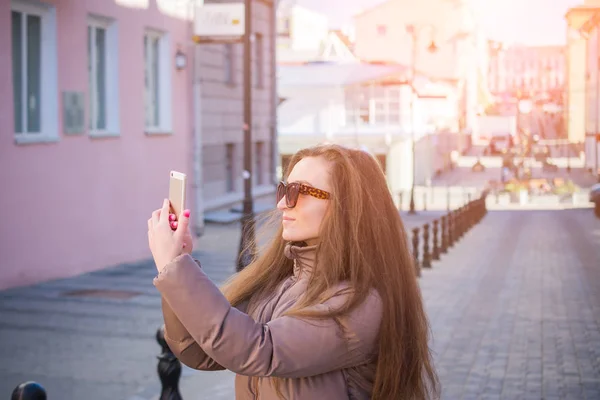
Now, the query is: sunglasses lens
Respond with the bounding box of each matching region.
[287,183,299,208]
[276,182,285,203]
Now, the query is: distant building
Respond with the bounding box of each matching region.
[487,43,565,98]
[277,62,462,196]
[276,0,356,64]
[351,0,490,136]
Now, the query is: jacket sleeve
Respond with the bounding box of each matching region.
[154,254,383,379]
[160,259,248,371]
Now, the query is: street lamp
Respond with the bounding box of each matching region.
[174,49,187,70]
[237,0,256,272]
[407,24,438,215]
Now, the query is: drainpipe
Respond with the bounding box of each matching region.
[271,0,279,183]
[191,1,205,236]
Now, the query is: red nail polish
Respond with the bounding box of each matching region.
[184,210,191,218]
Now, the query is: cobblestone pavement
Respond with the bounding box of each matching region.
[421,208,600,400]
[1,208,598,399]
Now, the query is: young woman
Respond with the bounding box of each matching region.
[148,144,439,399]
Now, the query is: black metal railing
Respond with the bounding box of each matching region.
[411,191,488,276]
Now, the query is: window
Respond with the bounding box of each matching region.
[88,15,119,136]
[226,143,235,192]
[224,43,235,85]
[344,85,405,127]
[255,141,264,185]
[254,33,263,88]
[388,99,400,124]
[144,29,172,132]
[388,88,401,124]
[11,0,58,144]
[88,23,106,131]
[276,17,290,37]
[374,100,386,124]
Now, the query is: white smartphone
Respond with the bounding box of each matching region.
[169,171,187,217]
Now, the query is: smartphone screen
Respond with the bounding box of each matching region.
[169,171,187,217]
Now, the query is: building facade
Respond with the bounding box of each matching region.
[351,0,490,137]
[0,0,276,290]
[275,0,356,64]
[277,63,461,196]
[578,6,600,178]
[565,4,600,146]
[276,0,328,55]
[487,43,565,98]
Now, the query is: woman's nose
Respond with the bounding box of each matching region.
[276,196,288,210]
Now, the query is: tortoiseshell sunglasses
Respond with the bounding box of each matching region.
[276,181,331,208]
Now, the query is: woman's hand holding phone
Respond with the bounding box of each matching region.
[147,200,192,273]
[168,211,193,255]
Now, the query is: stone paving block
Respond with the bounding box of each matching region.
[420,209,600,400]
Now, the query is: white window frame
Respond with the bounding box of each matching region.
[88,15,119,137]
[11,0,58,145]
[144,29,172,134]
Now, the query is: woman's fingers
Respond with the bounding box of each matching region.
[151,209,161,226]
[159,199,170,224]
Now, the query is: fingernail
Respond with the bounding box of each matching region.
[183,210,191,218]
[169,214,175,221]
[172,221,178,228]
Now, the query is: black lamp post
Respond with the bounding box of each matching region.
[237,0,256,272]
[407,24,437,215]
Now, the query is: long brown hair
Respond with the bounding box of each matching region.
[222,144,439,399]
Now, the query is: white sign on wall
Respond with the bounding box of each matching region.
[193,3,245,43]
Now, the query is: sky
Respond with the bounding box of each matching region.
[470,0,581,45]
[292,0,582,46]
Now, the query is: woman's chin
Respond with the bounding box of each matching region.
[282,229,302,243]
[282,232,315,244]
[281,230,294,242]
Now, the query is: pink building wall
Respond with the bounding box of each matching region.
[0,0,194,290]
